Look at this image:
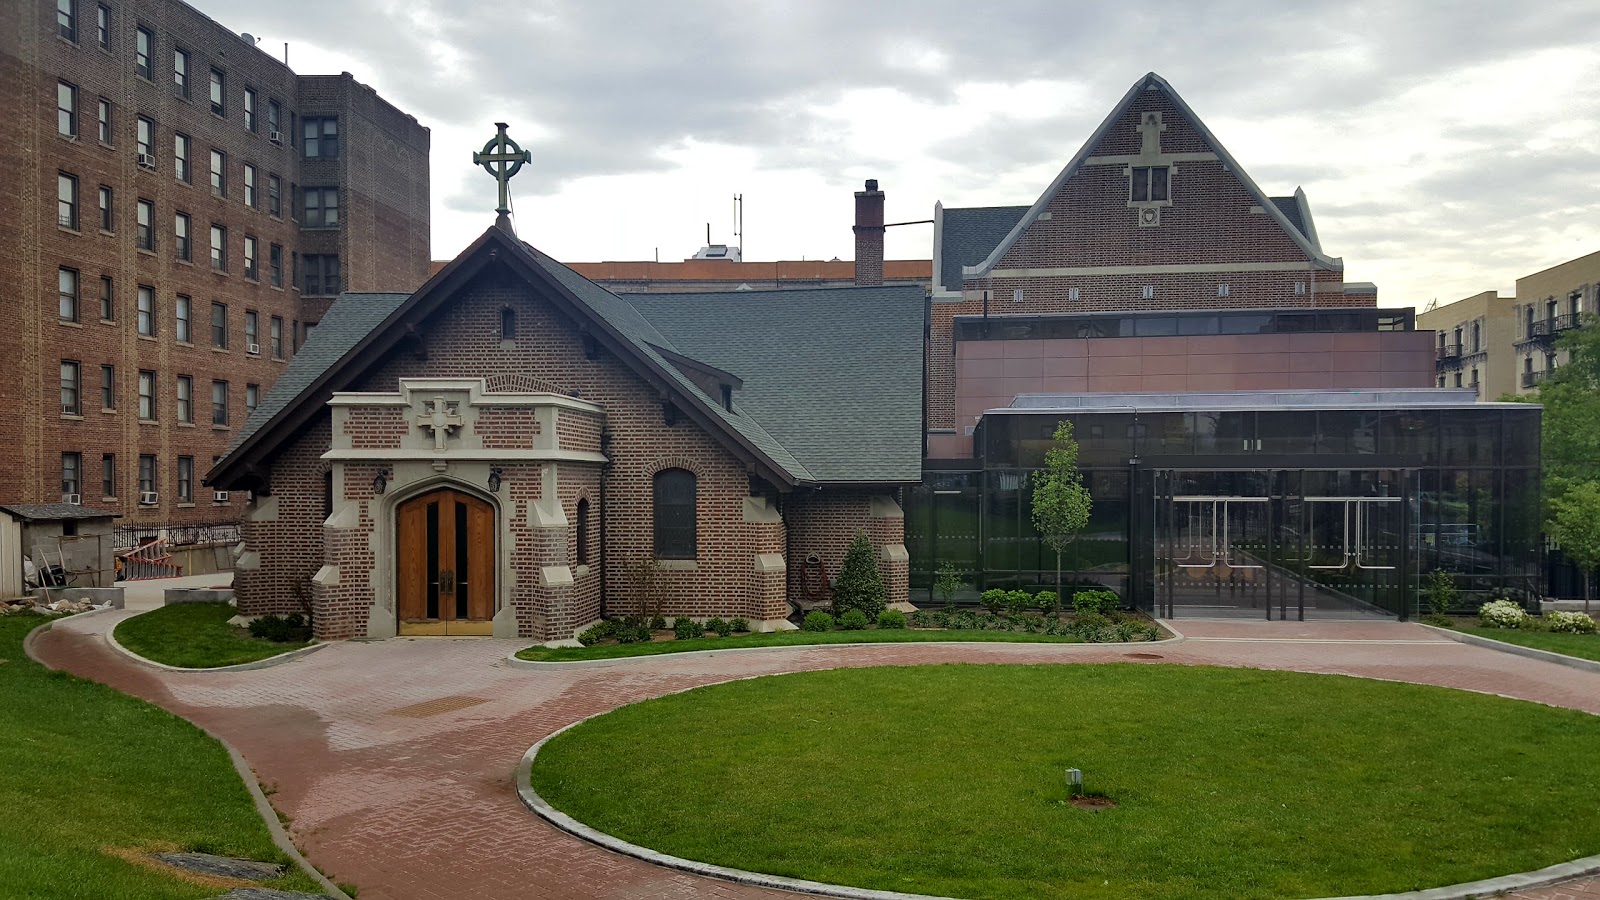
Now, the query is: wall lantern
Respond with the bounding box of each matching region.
[373,467,393,496]
[488,466,504,493]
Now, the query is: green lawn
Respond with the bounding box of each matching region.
[1454,622,1600,663]
[0,613,325,898]
[532,664,1600,900]
[517,627,1093,662]
[115,603,310,668]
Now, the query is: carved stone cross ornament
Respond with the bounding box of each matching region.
[473,122,532,219]
[417,397,465,452]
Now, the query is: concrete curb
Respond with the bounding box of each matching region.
[505,624,1184,669]
[20,614,351,900]
[107,609,328,673]
[1422,623,1600,675]
[515,649,1600,900]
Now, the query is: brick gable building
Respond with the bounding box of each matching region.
[209,224,922,641]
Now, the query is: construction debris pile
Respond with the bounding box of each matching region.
[1,596,104,615]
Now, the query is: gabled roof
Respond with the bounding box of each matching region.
[935,204,1029,294]
[209,226,923,490]
[625,286,926,483]
[1269,187,1323,253]
[964,72,1342,279]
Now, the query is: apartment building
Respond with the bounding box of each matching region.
[1511,250,1599,394]
[1417,291,1518,400]
[0,0,430,527]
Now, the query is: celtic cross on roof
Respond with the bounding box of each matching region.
[473,122,532,224]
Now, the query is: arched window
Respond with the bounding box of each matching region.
[499,306,515,341]
[652,468,696,559]
[575,497,589,565]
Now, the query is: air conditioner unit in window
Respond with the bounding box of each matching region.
[63,493,81,506]
[137,153,156,169]
[247,342,260,355]
[268,130,284,145]
[139,491,159,505]
[213,490,230,502]
[61,404,79,415]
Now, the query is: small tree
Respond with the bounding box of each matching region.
[832,530,888,621]
[1031,421,1093,599]
[1424,569,1457,619]
[933,562,965,607]
[627,556,664,623]
[1549,480,1600,613]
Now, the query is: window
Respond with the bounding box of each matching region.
[289,182,298,220]
[137,370,155,419]
[1438,375,1446,388]
[303,255,339,295]
[243,88,256,131]
[211,380,228,425]
[57,0,76,41]
[173,47,188,96]
[174,133,189,181]
[101,454,115,498]
[304,187,338,226]
[138,454,155,495]
[209,149,225,195]
[575,497,589,564]
[269,316,283,357]
[1294,281,1307,296]
[209,68,225,116]
[98,185,112,230]
[267,173,281,216]
[136,285,154,336]
[1217,283,1230,298]
[58,267,79,321]
[176,456,193,502]
[136,198,153,250]
[209,224,226,271]
[62,453,81,498]
[210,301,227,348]
[97,98,111,142]
[244,310,258,349]
[1140,284,1155,300]
[175,374,191,422]
[136,115,152,158]
[245,383,259,414]
[100,364,114,409]
[652,469,696,559]
[1131,165,1170,203]
[1067,286,1081,302]
[243,164,256,207]
[268,243,282,287]
[500,307,515,340]
[174,211,190,260]
[174,294,189,341]
[95,4,108,49]
[135,26,152,79]
[1472,321,1482,353]
[267,99,281,137]
[57,81,77,136]
[303,117,338,158]
[243,236,258,280]
[98,275,113,320]
[1453,372,1463,388]
[58,172,78,229]
[60,361,81,414]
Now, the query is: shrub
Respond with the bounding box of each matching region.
[877,609,907,629]
[248,615,289,642]
[1546,610,1597,634]
[707,617,733,637]
[1421,613,1454,628]
[1478,599,1526,629]
[650,615,668,631]
[577,622,612,646]
[832,531,888,621]
[980,589,1008,615]
[839,609,870,630]
[1073,611,1110,633]
[1073,590,1119,616]
[1035,591,1060,616]
[934,562,965,607]
[803,611,834,632]
[283,612,305,629]
[614,618,652,644]
[1425,569,1458,617]
[1005,590,1032,615]
[729,617,750,633]
[673,617,703,640]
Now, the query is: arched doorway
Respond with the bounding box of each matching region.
[396,488,496,635]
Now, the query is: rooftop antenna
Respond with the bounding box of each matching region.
[733,194,743,260]
[283,42,289,65]
[706,222,711,246]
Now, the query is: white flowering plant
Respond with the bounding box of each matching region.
[1544,610,1597,634]
[1477,599,1527,629]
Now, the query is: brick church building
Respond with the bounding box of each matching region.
[208,222,923,641]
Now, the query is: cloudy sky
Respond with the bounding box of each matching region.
[211,0,1600,307]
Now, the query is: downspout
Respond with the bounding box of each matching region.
[922,291,931,459]
[598,427,612,620]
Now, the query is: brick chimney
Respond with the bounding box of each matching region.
[853,178,885,287]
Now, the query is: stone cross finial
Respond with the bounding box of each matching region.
[416,397,464,452]
[473,122,532,223]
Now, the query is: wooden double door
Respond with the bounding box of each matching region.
[397,489,496,636]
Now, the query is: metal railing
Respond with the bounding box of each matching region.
[113,521,240,552]
[1521,370,1549,389]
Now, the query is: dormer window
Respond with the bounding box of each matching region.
[1131,166,1169,203]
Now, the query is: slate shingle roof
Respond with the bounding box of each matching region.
[625,286,927,483]
[0,503,118,522]
[1270,196,1306,239]
[940,206,1028,291]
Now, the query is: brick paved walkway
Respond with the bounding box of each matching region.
[30,614,1600,900]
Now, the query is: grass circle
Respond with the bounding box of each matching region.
[530,664,1600,900]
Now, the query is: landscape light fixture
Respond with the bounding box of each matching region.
[1066,768,1083,797]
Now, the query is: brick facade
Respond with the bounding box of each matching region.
[0,0,428,528]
